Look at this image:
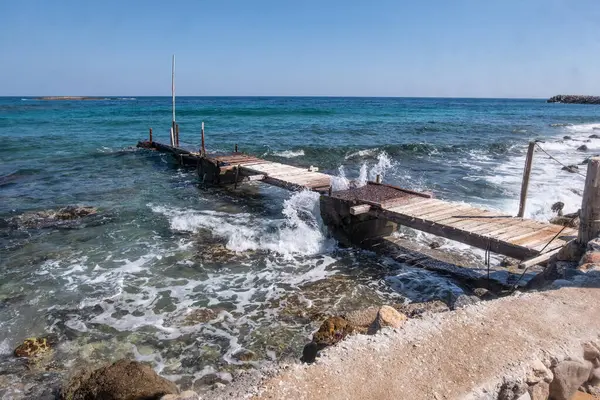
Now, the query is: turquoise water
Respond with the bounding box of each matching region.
[0,97,598,396]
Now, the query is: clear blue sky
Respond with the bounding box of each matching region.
[1,0,599,97]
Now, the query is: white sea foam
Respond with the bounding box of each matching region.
[149,190,331,258]
[481,122,597,222]
[345,148,379,160]
[273,149,305,158]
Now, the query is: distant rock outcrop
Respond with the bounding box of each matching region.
[547,95,600,104]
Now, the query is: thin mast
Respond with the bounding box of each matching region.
[171,55,176,124]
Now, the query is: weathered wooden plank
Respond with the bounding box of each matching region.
[435,208,492,225]
[369,208,537,260]
[379,196,427,209]
[386,199,443,214]
[420,205,476,223]
[518,246,563,269]
[350,204,372,215]
[405,201,458,217]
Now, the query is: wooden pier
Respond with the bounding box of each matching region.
[137,132,593,267]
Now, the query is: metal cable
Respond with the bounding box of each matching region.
[534,143,587,178]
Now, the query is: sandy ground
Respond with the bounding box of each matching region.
[213,286,600,400]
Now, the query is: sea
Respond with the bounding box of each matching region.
[0,96,598,396]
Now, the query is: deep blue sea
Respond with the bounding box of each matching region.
[0,96,598,396]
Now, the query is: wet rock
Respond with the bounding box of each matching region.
[472,287,497,301]
[528,381,550,400]
[590,134,600,139]
[232,349,256,362]
[581,156,600,165]
[562,164,579,173]
[61,359,178,400]
[500,257,518,268]
[550,214,580,228]
[161,390,202,400]
[393,300,449,318]
[564,136,573,140]
[367,305,407,334]
[451,294,481,309]
[13,206,97,229]
[301,341,319,363]
[549,359,593,400]
[429,241,441,249]
[14,337,52,359]
[313,316,354,347]
[182,308,218,325]
[578,145,589,152]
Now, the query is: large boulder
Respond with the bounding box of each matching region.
[549,359,593,400]
[61,359,179,400]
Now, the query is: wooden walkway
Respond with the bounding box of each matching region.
[210,153,332,192]
[333,183,577,261]
[137,139,577,262]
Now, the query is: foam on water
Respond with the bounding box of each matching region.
[272,149,305,158]
[150,190,331,258]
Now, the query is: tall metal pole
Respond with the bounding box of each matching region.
[171,55,176,146]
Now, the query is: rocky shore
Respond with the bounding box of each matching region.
[547,95,600,105]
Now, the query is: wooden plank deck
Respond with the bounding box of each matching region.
[367,193,577,260]
[209,153,332,192]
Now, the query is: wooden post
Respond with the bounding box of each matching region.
[175,124,180,147]
[579,157,600,244]
[517,141,536,218]
[328,186,333,196]
[235,144,238,153]
[234,164,240,189]
[149,128,153,143]
[376,174,381,184]
[201,122,206,156]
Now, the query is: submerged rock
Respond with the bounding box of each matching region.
[590,134,600,139]
[578,145,589,152]
[14,337,53,359]
[12,206,97,229]
[61,359,178,400]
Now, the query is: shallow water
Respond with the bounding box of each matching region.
[0,97,598,396]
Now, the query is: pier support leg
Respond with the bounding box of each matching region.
[149,127,153,143]
[320,196,397,247]
[579,157,600,245]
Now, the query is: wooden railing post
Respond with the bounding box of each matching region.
[579,157,600,244]
[517,141,536,218]
[149,127,153,143]
[201,122,206,156]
